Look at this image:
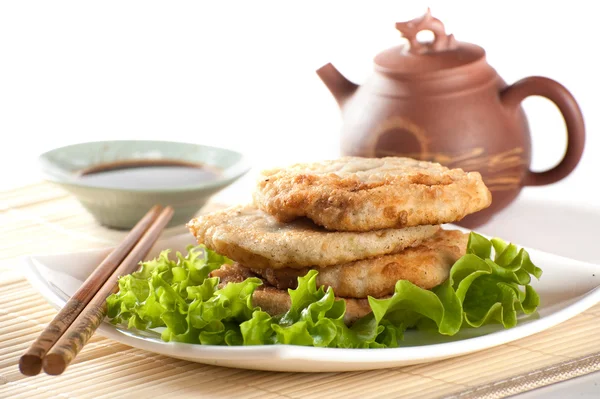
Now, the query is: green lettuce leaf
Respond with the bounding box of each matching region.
[106,232,543,348]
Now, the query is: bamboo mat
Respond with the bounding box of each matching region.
[2,182,600,399]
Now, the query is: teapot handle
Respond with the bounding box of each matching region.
[500,76,585,186]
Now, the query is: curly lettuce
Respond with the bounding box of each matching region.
[106,232,542,348]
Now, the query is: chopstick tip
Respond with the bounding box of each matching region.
[42,354,68,376]
[19,354,42,376]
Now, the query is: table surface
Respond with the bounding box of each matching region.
[2,178,600,399]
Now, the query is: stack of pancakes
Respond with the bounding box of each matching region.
[187,157,492,325]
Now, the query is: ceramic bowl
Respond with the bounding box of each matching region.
[38,140,250,229]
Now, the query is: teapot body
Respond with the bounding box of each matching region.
[321,10,585,228]
[339,71,531,227]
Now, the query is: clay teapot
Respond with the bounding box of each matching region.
[317,10,585,228]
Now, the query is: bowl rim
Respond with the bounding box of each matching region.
[38,139,251,193]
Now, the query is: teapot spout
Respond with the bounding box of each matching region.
[316,63,358,108]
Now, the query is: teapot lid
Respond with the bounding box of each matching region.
[375,9,485,77]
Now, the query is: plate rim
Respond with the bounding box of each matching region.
[20,239,600,368]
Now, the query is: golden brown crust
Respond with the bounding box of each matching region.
[211,263,375,325]
[253,156,492,231]
[187,205,439,269]
[252,229,468,298]
[210,262,256,283]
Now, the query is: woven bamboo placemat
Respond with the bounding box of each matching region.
[2,182,600,399]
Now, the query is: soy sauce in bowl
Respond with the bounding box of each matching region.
[76,159,222,190]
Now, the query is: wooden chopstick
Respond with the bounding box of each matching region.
[19,205,163,376]
[42,206,174,375]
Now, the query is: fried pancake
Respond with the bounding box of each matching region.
[252,229,468,298]
[187,205,439,269]
[253,156,492,231]
[211,263,373,325]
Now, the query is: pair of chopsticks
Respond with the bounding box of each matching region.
[19,205,174,376]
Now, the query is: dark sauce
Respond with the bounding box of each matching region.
[76,159,221,189]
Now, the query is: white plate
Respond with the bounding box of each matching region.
[22,232,600,372]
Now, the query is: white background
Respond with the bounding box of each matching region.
[1,0,599,204]
[1,3,599,396]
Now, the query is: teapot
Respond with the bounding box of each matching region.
[317,9,585,228]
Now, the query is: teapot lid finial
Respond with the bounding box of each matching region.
[374,9,485,76]
[395,8,458,54]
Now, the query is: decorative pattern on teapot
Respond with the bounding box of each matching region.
[350,115,526,193]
